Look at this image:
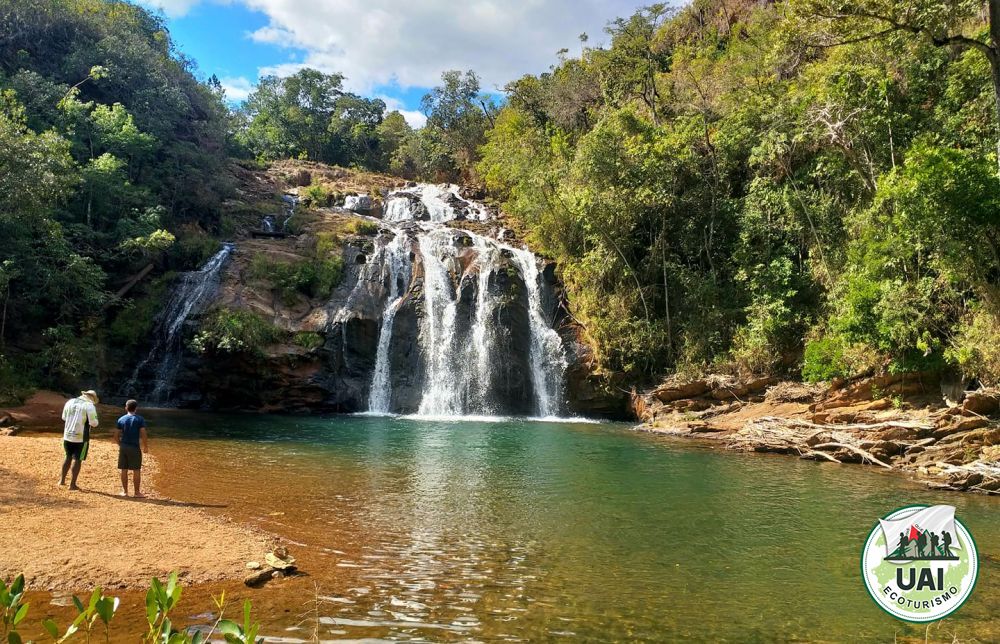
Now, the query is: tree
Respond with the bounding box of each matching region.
[327,94,386,167]
[237,69,345,161]
[596,4,672,124]
[421,70,497,178]
[798,0,1000,176]
[374,110,413,170]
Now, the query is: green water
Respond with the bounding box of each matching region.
[150,413,1000,641]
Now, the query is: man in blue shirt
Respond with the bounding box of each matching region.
[114,399,148,497]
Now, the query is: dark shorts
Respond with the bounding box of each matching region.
[118,445,142,470]
[63,440,86,461]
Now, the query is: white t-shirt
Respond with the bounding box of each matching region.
[62,397,98,443]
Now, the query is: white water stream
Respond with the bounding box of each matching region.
[360,184,567,417]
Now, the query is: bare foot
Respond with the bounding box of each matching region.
[68,485,79,491]
[134,493,146,499]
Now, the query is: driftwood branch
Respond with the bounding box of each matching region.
[811,442,893,469]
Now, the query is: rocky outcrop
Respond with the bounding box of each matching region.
[159,209,598,416]
[631,374,780,424]
[635,371,1000,494]
[344,194,373,213]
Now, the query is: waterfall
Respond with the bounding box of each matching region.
[281,194,298,231]
[332,182,569,418]
[368,232,414,413]
[469,236,500,413]
[126,243,234,403]
[509,249,567,418]
[383,184,489,223]
[414,229,464,416]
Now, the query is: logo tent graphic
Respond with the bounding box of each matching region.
[879,505,960,562]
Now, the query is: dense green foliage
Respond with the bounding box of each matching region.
[234,68,497,182]
[5,0,1000,397]
[247,251,345,304]
[190,308,287,355]
[0,0,232,397]
[477,0,1000,384]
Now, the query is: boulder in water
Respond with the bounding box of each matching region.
[344,194,373,213]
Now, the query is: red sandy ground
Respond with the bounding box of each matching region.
[0,392,274,591]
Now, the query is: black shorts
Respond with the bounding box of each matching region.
[118,445,142,470]
[63,440,86,461]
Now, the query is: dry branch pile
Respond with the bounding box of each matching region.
[726,415,1000,494]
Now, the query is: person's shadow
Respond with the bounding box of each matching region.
[85,489,227,508]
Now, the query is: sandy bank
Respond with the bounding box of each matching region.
[0,433,274,590]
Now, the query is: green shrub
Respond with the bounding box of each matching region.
[40,325,98,390]
[169,232,220,271]
[293,331,324,350]
[946,307,1000,387]
[6,570,260,644]
[108,275,172,349]
[801,335,848,383]
[219,214,238,238]
[345,219,379,236]
[0,355,34,407]
[301,182,332,206]
[190,309,286,355]
[247,253,343,303]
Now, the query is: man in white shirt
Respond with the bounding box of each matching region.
[60,390,99,490]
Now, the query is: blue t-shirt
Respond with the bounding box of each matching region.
[116,413,145,447]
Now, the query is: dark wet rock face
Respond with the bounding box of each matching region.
[487,260,534,415]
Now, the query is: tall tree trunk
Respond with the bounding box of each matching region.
[989,0,1000,177]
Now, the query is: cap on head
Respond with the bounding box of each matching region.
[80,390,99,404]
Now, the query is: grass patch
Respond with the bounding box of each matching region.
[247,253,344,304]
[190,308,287,355]
[293,331,324,350]
[344,219,380,236]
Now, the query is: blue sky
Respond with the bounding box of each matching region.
[140,0,653,127]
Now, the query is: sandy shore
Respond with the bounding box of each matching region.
[0,432,274,590]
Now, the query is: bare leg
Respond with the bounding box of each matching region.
[119,470,129,496]
[68,458,81,490]
[59,456,72,485]
[133,470,143,498]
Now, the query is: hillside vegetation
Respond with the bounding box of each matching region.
[0,0,232,397]
[2,0,1000,402]
[477,0,1000,386]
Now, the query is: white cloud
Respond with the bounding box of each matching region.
[236,0,648,93]
[219,76,254,101]
[377,95,427,129]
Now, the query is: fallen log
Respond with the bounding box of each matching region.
[801,450,842,464]
[113,263,154,299]
[811,442,893,469]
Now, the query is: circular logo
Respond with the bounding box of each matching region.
[861,505,978,622]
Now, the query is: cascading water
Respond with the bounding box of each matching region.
[359,184,568,417]
[281,194,298,231]
[126,243,234,403]
[382,184,489,223]
[413,229,464,416]
[509,249,568,418]
[368,232,414,413]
